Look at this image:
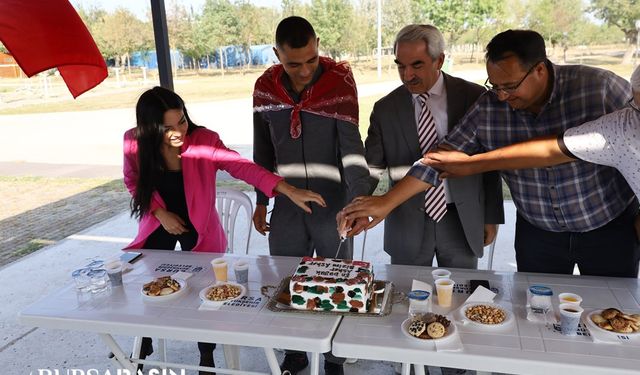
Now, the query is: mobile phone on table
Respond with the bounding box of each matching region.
[120,251,143,264]
[469,279,490,293]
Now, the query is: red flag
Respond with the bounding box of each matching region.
[0,0,107,98]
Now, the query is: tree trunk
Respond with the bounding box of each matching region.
[220,47,225,77]
[622,43,635,65]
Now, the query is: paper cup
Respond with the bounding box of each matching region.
[559,303,584,335]
[431,268,451,280]
[233,260,249,283]
[558,292,582,306]
[105,260,123,287]
[435,278,455,307]
[211,258,228,282]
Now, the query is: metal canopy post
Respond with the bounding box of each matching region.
[150,0,173,90]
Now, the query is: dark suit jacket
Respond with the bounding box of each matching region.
[365,73,504,259]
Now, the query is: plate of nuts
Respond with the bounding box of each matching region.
[199,282,246,305]
[401,313,456,342]
[461,303,512,328]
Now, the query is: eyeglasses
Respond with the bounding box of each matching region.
[484,61,542,95]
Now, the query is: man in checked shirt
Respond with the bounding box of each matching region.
[339,29,639,277]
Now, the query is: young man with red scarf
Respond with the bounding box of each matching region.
[252,16,370,375]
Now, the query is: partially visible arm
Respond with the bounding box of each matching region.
[339,175,433,235]
[122,129,138,196]
[424,134,575,178]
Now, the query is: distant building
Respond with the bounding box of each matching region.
[0,52,23,78]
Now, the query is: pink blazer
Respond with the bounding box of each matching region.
[123,127,283,252]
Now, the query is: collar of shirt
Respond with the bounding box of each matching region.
[281,64,324,103]
[411,72,448,138]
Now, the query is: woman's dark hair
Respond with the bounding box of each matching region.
[485,29,547,68]
[275,16,316,49]
[131,86,200,219]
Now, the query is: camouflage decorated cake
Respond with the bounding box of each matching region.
[289,257,374,313]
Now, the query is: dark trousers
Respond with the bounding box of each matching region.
[144,225,198,251]
[515,203,640,277]
[143,227,217,373]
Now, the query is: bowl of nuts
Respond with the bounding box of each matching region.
[199,282,246,305]
[461,303,512,328]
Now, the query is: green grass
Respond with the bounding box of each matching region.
[11,239,54,258]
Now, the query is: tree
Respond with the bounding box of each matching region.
[309,0,354,59]
[590,0,640,64]
[528,0,584,63]
[200,0,240,72]
[381,0,415,47]
[166,1,209,70]
[281,0,308,17]
[92,8,153,72]
[412,0,500,47]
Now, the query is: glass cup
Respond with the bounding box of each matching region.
[435,278,455,307]
[559,303,584,335]
[558,292,582,306]
[211,258,228,283]
[431,268,451,280]
[87,269,109,294]
[85,259,105,270]
[233,260,249,284]
[72,267,92,292]
[105,260,124,287]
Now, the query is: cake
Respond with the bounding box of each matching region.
[289,256,374,313]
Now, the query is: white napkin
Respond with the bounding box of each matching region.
[465,285,496,303]
[526,303,556,324]
[198,302,222,311]
[173,271,193,280]
[434,324,463,352]
[411,279,433,294]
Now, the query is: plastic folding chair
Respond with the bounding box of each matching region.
[216,187,254,254]
[484,225,500,271]
[130,188,253,367]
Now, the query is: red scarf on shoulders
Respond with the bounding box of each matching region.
[253,56,358,139]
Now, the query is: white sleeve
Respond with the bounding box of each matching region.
[562,111,622,167]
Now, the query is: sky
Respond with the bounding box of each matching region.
[72,0,282,19]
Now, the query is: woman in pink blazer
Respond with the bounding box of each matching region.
[123,86,325,373]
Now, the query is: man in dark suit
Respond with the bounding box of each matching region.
[365,24,504,270]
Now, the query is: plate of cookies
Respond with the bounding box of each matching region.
[460,303,513,328]
[586,308,640,335]
[141,276,187,302]
[199,282,246,305]
[402,313,456,342]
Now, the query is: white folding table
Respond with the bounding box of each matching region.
[331,264,640,375]
[19,251,341,375]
